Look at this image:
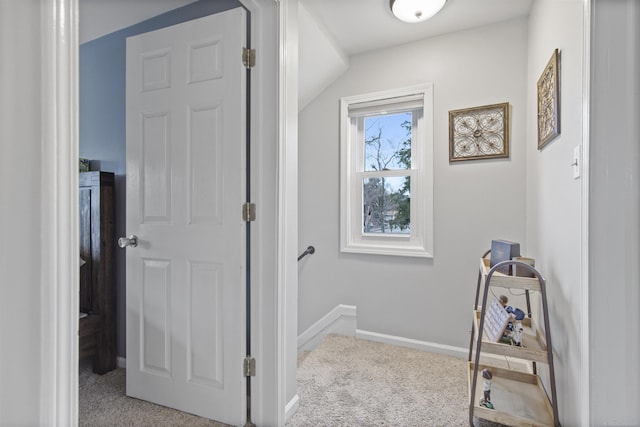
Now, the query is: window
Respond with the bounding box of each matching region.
[340,84,433,257]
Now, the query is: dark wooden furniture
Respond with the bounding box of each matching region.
[79,171,116,374]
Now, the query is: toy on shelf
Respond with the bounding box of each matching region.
[479,368,494,409]
[498,295,525,346]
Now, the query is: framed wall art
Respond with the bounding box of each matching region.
[449,102,510,162]
[537,48,560,149]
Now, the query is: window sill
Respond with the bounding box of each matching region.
[340,242,433,258]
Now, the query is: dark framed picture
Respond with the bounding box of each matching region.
[537,49,560,149]
[449,102,510,162]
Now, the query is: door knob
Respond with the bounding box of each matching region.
[118,235,138,248]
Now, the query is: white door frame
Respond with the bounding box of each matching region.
[276,0,300,423]
[42,0,297,425]
[40,0,80,423]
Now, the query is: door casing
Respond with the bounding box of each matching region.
[42,0,298,426]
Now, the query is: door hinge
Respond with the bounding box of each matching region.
[243,356,256,377]
[242,202,256,222]
[242,47,256,69]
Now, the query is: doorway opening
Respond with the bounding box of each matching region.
[78,2,253,426]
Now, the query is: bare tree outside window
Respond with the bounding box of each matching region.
[340,84,433,257]
[362,113,411,234]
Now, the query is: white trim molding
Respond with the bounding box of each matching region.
[38,0,285,426]
[339,84,434,258]
[276,0,299,425]
[355,329,466,359]
[297,305,531,369]
[117,357,127,369]
[355,329,531,372]
[284,394,300,423]
[580,0,590,425]
[297,305,357,354]
[40,0,79,425]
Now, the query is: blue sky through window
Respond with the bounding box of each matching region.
[364,112,411,172]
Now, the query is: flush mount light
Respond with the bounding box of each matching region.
[390,0,447,23]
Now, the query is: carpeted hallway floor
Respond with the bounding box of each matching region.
[80,335,505,426]
[79,359,231,427]
[288,334,497,426]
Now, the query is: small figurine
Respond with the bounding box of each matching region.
[498,295,509,307]
[499,295,525,346]
[479,368,494,409]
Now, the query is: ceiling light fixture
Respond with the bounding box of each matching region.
[390,0,447,23]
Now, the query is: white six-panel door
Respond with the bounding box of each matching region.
[124,8,247,425]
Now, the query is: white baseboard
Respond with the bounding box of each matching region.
[297,306,468,360]
[297,304,357,355]
[356,329,468,358]
[284,394,299,423]
[355,329,531,371]
[117,356,126,369]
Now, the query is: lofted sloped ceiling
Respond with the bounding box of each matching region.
[300,0,533,57]
[298,2,350,111]
[79,0,533,111]
[298,0,533,110]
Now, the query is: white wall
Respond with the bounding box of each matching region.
[0,1,44,423]
[298,18,529,349]
[526,1,586,425]
[590,0,640,425]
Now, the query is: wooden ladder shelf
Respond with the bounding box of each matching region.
[468,254,560,427]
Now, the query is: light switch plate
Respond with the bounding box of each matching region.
[572,146,581,179]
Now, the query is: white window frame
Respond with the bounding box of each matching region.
[340,84,434,258]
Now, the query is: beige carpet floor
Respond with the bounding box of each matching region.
[287,334,505,427]
[80,335,506,426]
[79,359,231,427]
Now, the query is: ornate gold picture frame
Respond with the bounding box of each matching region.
[449,102,510,162]
[537,49,560,149]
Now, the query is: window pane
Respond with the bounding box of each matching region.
[364,112,411,172]
[363,176,410,234]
